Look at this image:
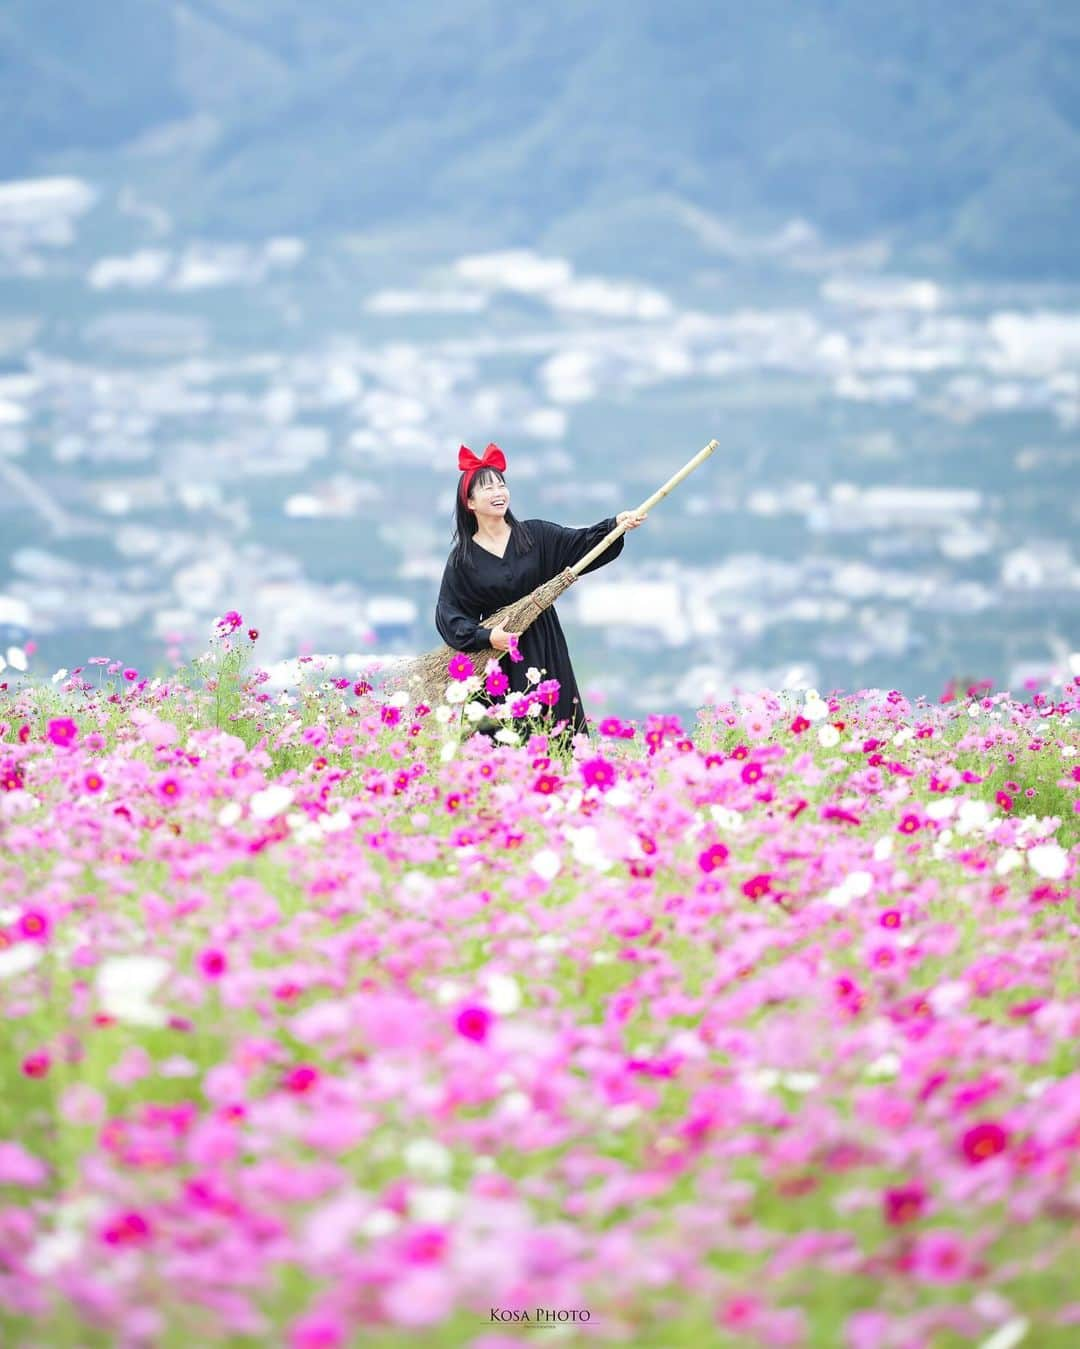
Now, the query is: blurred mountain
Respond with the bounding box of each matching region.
[3,0,1079,276]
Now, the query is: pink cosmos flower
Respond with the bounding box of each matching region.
[883,1182,926,1225]
[401,1225,449,1264]
[535,679,560,707]
[216,611,243,635]
[960,1120,1009,1165]
[284,1065,320,1095]
[908,1228,971,1283]
[506,632,522,662]
[83,770,105,793]
[289,1314,345,1349]
[0,1140,49,1187]
[123,667,139,682]
[22,1051,50,1078]
[17,910,50,942]
[485,669,509,697]
[509,696,533,718]
[198,948,228,980]
[581,757,615,791]
[101,1210,153,1247]
[717,1295,760,1328]
[455,1005,493,1043]
[698,843,730,872]
[447,652,473,681]
[47,717,78,747]
[742,873,772,900]
[156,775,183,802]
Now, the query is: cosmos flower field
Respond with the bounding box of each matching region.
[1,620,1078,1349]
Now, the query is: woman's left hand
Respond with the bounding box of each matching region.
[617,510,648,531]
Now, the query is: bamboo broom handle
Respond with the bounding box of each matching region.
[569,438,719,578]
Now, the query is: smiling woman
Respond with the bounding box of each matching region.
[435,443,646,739]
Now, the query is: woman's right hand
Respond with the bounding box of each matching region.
[489,626,512,651]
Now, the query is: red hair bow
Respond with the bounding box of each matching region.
[458,442,506,500]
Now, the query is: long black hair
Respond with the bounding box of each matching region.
[449,466,533,570]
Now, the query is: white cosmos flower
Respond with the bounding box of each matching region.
[51,668,69,684]
[463,701,487,723]
[403,1139,452,1179]
[439,740,457,763]
[217,802,242,827]
[865,1052,901,1079]
[710,805,743,831]
[742,1068,780,1091]
[531,849,561,881]
[925,797,957,821]
[782,1071,820,1093]
[444,681,468,705]
[95,955,170,1027]
[994,849,1023,875]
[250,784,294,820]
[0,943,43,981]
[927,979,969,1014]
[1027,842,1067,880]
[409,1186,459,1224]
[607,1103,642,1129]
[494,729,519,745]
[978,1317,1029,1349]
[6,646,27,671]
[525,667,541,686]
[817,724,841,748]
[360,1209,399,1238]
[564,824,612,872]
[956,799,993,834]
[483,972,522,1014]
[434,704,453,723]
[803,693,828,722]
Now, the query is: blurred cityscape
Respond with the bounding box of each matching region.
[1,177,1077,716]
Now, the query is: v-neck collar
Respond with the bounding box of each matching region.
[471,526,513,560]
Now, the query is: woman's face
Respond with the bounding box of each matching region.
[467,472,509,521]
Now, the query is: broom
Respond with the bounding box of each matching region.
[382,439,719,708]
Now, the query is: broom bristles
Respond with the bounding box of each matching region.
[381,567,577,707]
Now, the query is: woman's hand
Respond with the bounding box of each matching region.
[489,626,513,651]
[617,510,648,531]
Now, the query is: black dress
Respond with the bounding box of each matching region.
[434,518,625,737]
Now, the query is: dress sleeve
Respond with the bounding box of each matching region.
[539,517,625,577]
[435,562,492,651]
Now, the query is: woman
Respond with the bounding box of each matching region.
[435,443,646,738]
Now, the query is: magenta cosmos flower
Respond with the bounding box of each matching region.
[47,718,78,748]
[447,652,473,681]
[580,757,615,791]
[454,1004,493,1043]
